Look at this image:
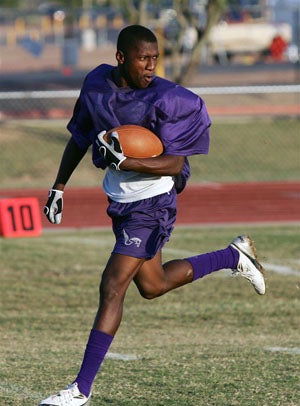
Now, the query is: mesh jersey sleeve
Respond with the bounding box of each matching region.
[67,90,108,169]
[155,88,211,157]
[67,93,94,150]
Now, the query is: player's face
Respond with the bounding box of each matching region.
[117,40,159,89]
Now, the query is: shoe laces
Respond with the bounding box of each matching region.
[56,383,86,404]
[233,260,254,281]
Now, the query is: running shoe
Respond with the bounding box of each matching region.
[39,382,91,406]
[230,235,266,295]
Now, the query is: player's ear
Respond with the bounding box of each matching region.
[116,50,125,64]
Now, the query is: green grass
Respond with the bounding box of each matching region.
[0,120,102,189]
[0,225,299,405]
[1,117,299,188]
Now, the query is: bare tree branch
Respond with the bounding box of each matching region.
[175,0,227,85]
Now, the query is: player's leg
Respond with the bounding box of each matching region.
[40,253,145,405]
[93,253,145,334]
[134,251,193,298]
[134,243,239,299]
[134,235,266,299]
[75,254,145,397]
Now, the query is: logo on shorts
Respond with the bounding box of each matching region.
[122,229,142,248]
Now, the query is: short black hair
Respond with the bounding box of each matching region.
[117,25,157,54]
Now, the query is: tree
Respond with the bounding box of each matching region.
[172,0,227,85]
[108,0,227,85]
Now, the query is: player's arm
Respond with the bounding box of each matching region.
[120,155,185,176]
[97,130,184,175]
[44,137,88,224]
[52,137,88,190]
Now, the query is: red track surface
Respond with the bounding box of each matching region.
[1,181,299,230]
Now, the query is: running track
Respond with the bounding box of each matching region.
[1,181,299,229]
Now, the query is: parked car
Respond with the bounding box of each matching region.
[208,20,292,64]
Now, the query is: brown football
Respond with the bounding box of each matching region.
[104,124,163,158]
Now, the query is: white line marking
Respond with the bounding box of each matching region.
[49,236,114,247]
[264,347,300,355]
[264,263,300,276]
[164,247,199,257]
[47,237,300,276]
[0,382,42,399]
[106,352,139,361]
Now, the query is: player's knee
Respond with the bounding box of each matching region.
[100,276,127,302]
[137,285,164,300]
[139,290,157,300]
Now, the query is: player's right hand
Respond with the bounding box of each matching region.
[96,130,127,170]
[44,189,64,224]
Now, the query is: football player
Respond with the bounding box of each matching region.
[41,25,265,406]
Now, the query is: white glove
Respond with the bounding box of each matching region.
[96,130,127,170]
[44,189,64,224]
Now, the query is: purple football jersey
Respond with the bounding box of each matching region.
[67,64,211,186]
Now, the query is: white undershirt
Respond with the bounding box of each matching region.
[102,168,174,203]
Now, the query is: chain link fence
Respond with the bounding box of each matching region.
[1,85,299,189]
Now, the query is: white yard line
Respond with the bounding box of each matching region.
[264,347,300,355]
[48,237,300,276]
[48,235,114,247]
[264,263,300,276]
[0,382,43,400]
[106,352,140,361]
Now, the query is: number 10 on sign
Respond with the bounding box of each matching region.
[0,197,42,238]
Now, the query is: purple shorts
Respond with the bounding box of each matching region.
[107,188,177,259]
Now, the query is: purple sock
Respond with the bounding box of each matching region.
[75,329,114,397]
[186,245,239,281]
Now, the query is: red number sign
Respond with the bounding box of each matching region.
[0,197,42,238]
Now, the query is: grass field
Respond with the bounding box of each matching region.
[1,117,299,188]
[1,224,299,405]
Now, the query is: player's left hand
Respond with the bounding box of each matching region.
[96,130,127,170]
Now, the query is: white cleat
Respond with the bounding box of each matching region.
[39,382,91,406]
[230,235,266,295]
